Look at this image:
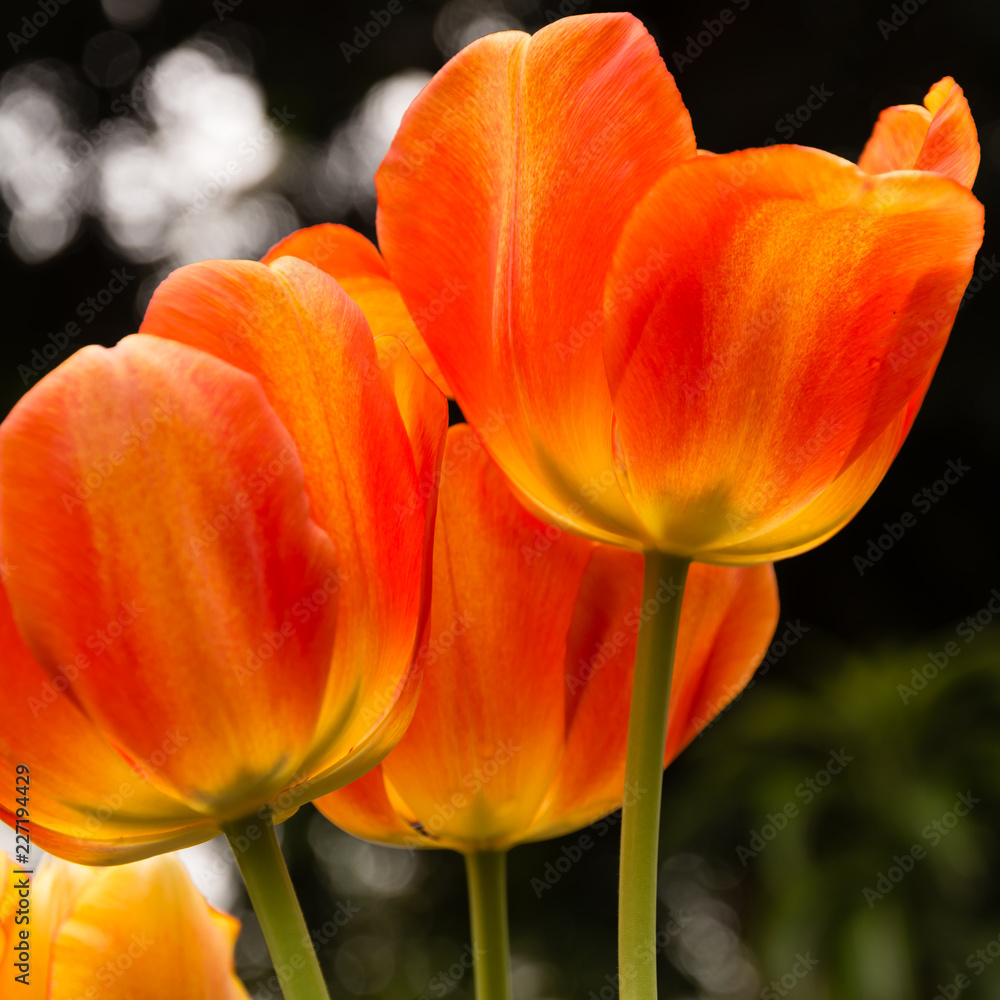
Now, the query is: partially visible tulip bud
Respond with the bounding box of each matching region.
[0,852,248,999]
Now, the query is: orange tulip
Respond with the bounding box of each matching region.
[0,852,248,999]
[267,23,980,997]
[858,76,979,188]
[0,256,447,864]
[284,12,980,563]
[315,424,779,851]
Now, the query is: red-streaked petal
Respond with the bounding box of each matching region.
[859,77,980,189]
[294,336,447,800]
[604,145,983,560]
[313,766,418,847]
[525,561,778,840]
[0,335,338,816]
[663,563,780,761]
[377,13,696,547]
[139,256,437,790]
[857,104,930,175]
[709,395,916,562]
[0,582,214,864]
[524,545,640,838]
[376,424,595,850]
[263,224,450,394]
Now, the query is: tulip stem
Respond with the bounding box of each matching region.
[618,551,690,1000]
[224,814,331,1000]
[464,850,512,1000]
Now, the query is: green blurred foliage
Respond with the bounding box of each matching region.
[256,625,1000,999]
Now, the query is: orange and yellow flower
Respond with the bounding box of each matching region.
[276,13,982,564]
[0,852,248,999]
[315,425,779,851]
[0,255,446,863]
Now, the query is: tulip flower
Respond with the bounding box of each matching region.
[256,13,982,999]
[315,424,780,999]
[366,21,981,565]
[0,852,248,999]
[0,257,447,1000]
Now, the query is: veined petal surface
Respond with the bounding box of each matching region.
[0,336,338,816]
[604,146,983,560]
[377,12,697,546]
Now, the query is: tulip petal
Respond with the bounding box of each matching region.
[857,104,931,175]
[314,766,418,847]
[139,256,444,793]
[0,335,338,816]
[0,583,214,864]
[48,856,248,1000]
[376,425,594,849]
[2,851,90,993]
[525,561,779,841]
[294,335,447,801]
[262,224,451,394]
[662,562,780,761]
[377,13,696,547]
[708,397,916,562]
[524,545,640,839]
[859,77,980,189]
[604,145,983,559]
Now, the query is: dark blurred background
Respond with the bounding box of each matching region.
[0,0,996,997]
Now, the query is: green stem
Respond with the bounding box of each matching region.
[464,850,512,1000]
[224,814,331,1000]
[618,551,690,1000]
